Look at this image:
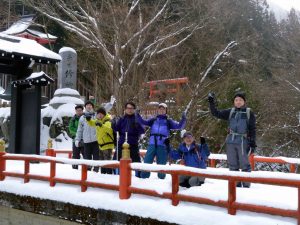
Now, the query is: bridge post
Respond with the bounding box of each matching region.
[228,179,236,215]
[298,187,300,225]
[210,159,216,168]
[46,139,54,157]
[249,154,255,171]
[24,160,30,183]
[171,173,179,206]
[81,165,88,192]
[0,139,6,181]
[49,161,56,187]
[290,164,296,173]
[119,140,132,200]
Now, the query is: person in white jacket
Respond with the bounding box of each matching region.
[75,101,99,172]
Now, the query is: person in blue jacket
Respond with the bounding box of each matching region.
[136,103,186,179]
[171,131,210,188]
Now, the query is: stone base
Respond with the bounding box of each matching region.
[0,191,177,225]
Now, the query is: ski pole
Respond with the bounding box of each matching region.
[116,131,119,160]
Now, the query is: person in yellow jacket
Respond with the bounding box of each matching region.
[86,107,114,174]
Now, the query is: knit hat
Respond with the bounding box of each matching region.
[183,131,193,138]
[96,107,106,115]
[85,100,95,108]
[233,92,246,102]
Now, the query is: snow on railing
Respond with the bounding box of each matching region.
[47,149,298,173]
[1,151,300,224]
[0,152,119,191]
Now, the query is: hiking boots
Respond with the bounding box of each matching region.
[236,182,251,188]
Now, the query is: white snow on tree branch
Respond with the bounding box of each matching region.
[121,0,170,49]
[156,25,203,54]
[285,79,300,93]
[124,0,141,23]
[185,41,237,113]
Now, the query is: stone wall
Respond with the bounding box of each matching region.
[0,205,80,225]
[0,191,177,225]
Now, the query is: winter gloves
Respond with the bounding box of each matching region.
[164,138,170,146]
[75,140,84,148]
[248,147,255,156]
[248,142,256,155]
[200,137,206,145]
[84,113,92,121]
[95,121,102,127]
[208,92,215,103]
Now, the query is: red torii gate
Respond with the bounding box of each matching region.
[144,77,188,98]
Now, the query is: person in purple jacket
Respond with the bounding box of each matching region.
[113,102,145,177]
[136,103,186,179]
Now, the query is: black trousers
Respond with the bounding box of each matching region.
[113,144,141,177]
[84,141,100,172]
[72,142,84,169]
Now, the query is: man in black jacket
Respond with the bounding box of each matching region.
[113,102,145,177]
[208,92,256,188]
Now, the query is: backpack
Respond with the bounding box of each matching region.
[149,116,173,148]
[229,107,251,123]
[228,108,251,137]
[149,116,172,130]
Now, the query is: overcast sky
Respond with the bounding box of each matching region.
[268,0,300,11]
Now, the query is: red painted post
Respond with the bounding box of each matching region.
[298,187,300,225]
[81,164,88,192]
[228,179,236,215]
[171,173,179,206]
[249,154,255,171]
[210,159,216,168]
[119,141,132,200]
[290,164,296,173]
[0,152,6,181]
[119,158,132,199]
[24,160,30,183]
[49,161,56,187]
[46,139,55,157]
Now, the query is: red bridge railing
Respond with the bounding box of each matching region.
[0,151,300,224]
[209,154,298,173]
[47,149,299,173]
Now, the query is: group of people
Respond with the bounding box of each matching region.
[68,91,256,188]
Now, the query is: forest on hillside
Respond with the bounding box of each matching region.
[2,0,300,163]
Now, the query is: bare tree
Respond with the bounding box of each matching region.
[24,0,202,112]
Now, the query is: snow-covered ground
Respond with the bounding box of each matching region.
[0,160,297,225]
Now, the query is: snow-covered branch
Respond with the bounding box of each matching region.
[121,0,170,49]
[137,24,198,60]
[124,0,141,23]
[156,25,203,54]
[120,5,144,84]
[184,41,237,113]
[285,79,300,93]
[199,41,237,83]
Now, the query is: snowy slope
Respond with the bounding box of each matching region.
[0,160,297,225]
[267,0,290,20]
[267,0,300,20]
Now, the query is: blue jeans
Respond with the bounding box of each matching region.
[140,144,167,179]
